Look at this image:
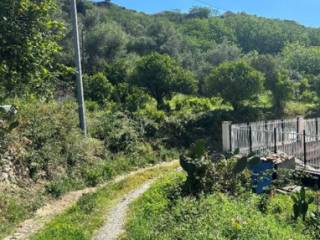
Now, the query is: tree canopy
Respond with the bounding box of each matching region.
[2,1,320,117]
[0,0,64,98]
[132,53,197,109]
[205,61,265,110]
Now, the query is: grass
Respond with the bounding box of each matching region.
[123,172,314,240]
[0,184,45,239]
[0,153,178,239]
[30,162,179,240]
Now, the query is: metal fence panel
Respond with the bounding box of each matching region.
[230,117,320,170]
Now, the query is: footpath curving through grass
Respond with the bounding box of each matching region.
[122,172,313,240]
[30,161,179,240]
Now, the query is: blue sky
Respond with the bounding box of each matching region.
[94,0,320,28]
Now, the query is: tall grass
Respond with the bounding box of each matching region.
[123,173,312,240]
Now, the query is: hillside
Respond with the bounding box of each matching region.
[1,0,320,239]
[54,1,320,117]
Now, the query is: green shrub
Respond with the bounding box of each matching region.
[101,164,116,180]
[307,211,320,239]
[92,111,142,153]
[45,180,66,199]
[32,224,86,240]
[180,140,251,195]
[257,194,271,213]
[45,177,83,198]
[85,101,101,112]
[1,100,108,183]
[168,94,231,115]
[77,193,98,214]
[81,165,104,187]
[180,140,217,194]
[83,72,114,105]
[11,100,83,179]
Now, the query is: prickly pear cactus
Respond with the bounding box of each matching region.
[292,187,314,221]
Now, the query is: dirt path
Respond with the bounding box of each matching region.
[3,187,96,240]
[3,161,177,240]
[94,180,155,240]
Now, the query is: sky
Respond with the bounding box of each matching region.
[94,0,320,28]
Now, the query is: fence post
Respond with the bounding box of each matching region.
[281,119,285,144]
[274,128,277,153]
[222,121,232,152]
[249,125,252,153]
[297,116,305,133]
[303,130,307,166]
[316,118,319,142]
[296,116,304,142]
[265,120,268,147]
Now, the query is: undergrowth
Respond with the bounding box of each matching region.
[0,100,178,238]
[123,172,314,240]
[0,185,45,239]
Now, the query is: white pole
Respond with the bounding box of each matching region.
[222,121,232,152]
[71,0,87,137]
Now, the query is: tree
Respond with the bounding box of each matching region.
[205,61,264,110]
[105,56,139,85]
[146,20,183,56]
[272,71,293,115]
[0,0,64,98]
[85,21,128,72]
[282,43,320,76]
[206,41,242,66]
[84,73,114,105]
[132,53,197,109]
[224,14,309,54]
[187,7,212,19]
[251,55,293,115]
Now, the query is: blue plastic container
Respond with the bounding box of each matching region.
[252,161,274,194]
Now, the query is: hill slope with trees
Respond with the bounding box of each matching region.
[2,0,320,237]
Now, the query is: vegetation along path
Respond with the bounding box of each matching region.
[4,161,178,240]
[94,179,155,240]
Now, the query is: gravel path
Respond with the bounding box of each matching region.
[3,161,177,240]
[94,180,155,240]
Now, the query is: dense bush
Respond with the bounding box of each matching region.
[91,111,143,153]
[9,100,98,180]
[45,177,84,198]
[84,73,114,105]
[180,140,251,195]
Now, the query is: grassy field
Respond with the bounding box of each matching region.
[123,172,315,240]
[30,162,179,240]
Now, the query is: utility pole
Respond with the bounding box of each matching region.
[71,0,87,137]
